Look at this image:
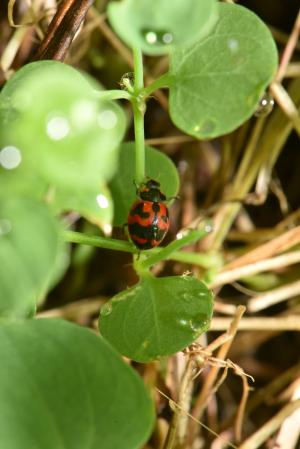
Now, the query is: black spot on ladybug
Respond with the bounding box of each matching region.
[130,202,150,218]
[161,215,168,223]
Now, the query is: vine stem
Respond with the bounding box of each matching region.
[133,47,145,184]
[94,89,132,102]
[142,73,173,98]
[63,230,218,268]
[137,224,213,271]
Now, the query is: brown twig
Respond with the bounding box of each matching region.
[247,279,300,313]
[221,225,300,271]
[34,0,94,61]
[211,250,300,288]
[276,9,300,82]
[238,399,300,449]
[210,316,300,332]
[188,306,246,444]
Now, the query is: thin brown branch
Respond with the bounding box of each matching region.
[270,81,300,138]
[211,250,300,288]
[276,9,300,82]
[210,316,300,332]
[188,306,246,443]
[34,0,94,61]
[238,399,300,449]
[222,225,300,271]
[247,279,300,313]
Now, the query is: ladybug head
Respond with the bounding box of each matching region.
[139,179,166,202]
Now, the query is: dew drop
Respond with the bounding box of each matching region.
[204,223,213,233]
[141,28,174,46]
[46,116,70,140]
[98,109,118,129]
[0,146,22,170]
[190,315,207,332]
[103,223,112,236]
[178,318,189,328]
[254,92,274,117]
[227,38,239,53]
[70,100,96,128]
[183,292,192,302]
[0,219,12,236]
[100,302,113,317]
[199,119,216,135]
[96,193,109,209]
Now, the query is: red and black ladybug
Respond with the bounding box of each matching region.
[128,179,169,249]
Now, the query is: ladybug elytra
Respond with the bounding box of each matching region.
[128,179,169,249]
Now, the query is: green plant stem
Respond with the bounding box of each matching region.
[133,47,145,184]
[138,225,212,271]
[142,73,173,98]
[63,230,218,268]
[64,231,135,253]
[133,47,144,92]
[94,89,132,102]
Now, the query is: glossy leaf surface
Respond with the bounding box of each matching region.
[108,0,218,56]
[169,3,278,138]
[0,319,154,449]
[0,197,61,318]
[0,61,125,230]
[99,275,213,362]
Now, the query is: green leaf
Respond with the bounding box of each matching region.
[169,3,278,138]
[53,182,113,234]
[107,0,218,56]
[0,61,126,231]
[0,197,62,318]
[109,142,179,226]
[99,275,213,362]
[0,60,126,195]
[0,319,154,449]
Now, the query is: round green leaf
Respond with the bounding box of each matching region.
[99,275,213,362]
[0,61,126,190]
[107,0,218,56]
[0,197,62,318]
[109,142,179,225]
[53,182,113,234]
[169,3,278,138]
[0,319,154,449]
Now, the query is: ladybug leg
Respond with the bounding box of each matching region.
[133,180,139,195]
[166,194,180,202]
[122,223,129,235]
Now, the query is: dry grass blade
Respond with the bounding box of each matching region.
[238,399,300,449]
[211,250,300,288]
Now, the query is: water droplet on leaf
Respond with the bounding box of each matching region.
[96,193,109,209]
[100,302,113,317]
[198,119,216,135]
[0,146,22,170]
[190,315,208,332]
[254,92,274,117]
[141,28,174,46]
[46,116,70,140]
[70,100,96,128]
[227,38,239,53]
[98,110,118,129]
[182,292,192,302]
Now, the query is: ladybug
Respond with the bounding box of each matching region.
[128,179,169,249]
